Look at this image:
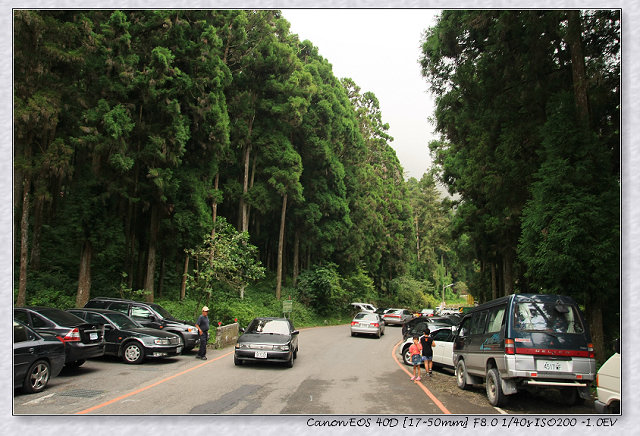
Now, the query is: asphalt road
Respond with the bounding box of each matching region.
[12,323,596,415]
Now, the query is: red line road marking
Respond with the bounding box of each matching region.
[75,351,234,415]
[391,341,451,414]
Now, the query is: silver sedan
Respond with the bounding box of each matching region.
[350,312,385,338]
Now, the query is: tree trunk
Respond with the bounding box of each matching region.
[180,254,189,300]
[586,296,605,362]
[293,229,300,287]
[16,175,31,306]
[144,205,159,302]
[275,193,288,300]
[491,262,497,300]
[29,196,44,270]
[239,110,256,233]
[414,215,420,261]
[75,239,93,307]
[211,172,219,237]
[157,255,165,298]
[502,250,514,295]
[567,10,591,128]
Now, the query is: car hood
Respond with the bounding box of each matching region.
[123,327,179,339]
[237,333,291,345]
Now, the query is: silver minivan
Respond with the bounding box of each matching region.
[452,294,596,406]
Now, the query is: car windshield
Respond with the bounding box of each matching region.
[246,319,291,335]
[148,303,174,320]
[105,312,141,329]
[38,308,85,325]
[514,301,585,333]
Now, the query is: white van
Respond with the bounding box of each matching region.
[594,340,620,413]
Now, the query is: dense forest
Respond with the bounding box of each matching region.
[14,10,619,358]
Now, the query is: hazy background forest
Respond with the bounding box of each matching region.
[14,10,619,360]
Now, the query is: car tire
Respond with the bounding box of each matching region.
[285,354,294,368]
[351,332,356,337]
[402,346,412,366]
[23,359,50,394]
[123,342,145,364]
[65,359,85,369]
[456,359,470,390]
[486,368,508,406]
[560,387,584,406]
[234,355,243,366]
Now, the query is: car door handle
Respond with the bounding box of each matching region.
[29,348,35,353]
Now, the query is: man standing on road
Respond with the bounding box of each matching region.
[195,306,210,360]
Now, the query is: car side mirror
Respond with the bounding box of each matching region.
[291,330,299,336]
[239,327,245,333]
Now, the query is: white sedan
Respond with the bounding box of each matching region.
[401,327,455,369]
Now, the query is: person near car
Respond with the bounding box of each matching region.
[409,336,423,381]
[195,306,210,360]
[420,328,436,377]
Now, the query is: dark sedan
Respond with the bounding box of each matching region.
[14,307,104,368]
[234,317,299,368]
[14,320,66,394]
[68,308,183,364]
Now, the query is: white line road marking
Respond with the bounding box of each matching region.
[494,406,508,414]
[22,393,55,406]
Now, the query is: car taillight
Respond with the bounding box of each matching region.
[505,338,515,355]
[596,373,600,387]
[371,323,379,327]
[62,328,81,342]
[351,321,357,326]
[588,343,595,358]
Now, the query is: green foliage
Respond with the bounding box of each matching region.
[295,264,347,315]
[185,217,266,303]
[387,276,439,310]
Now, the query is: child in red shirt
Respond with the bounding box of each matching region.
[409,336,423,381]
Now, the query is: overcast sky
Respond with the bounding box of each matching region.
[283,9,441,180]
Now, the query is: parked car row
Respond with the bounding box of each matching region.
[14,297,199,394]
[398,293,620,414]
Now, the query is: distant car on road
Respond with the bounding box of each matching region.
[383,308,413,326]
[235,317,299,367]
[401,327,455,368]
[14,307,104,368]
[350,312,385,338]
[68,308,183,364]
[13,320,66,394]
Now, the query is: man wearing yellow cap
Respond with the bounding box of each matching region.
[195,306,210,360]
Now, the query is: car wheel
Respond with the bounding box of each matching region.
[285,354,294,368]
[234,355,243,366]
[456,360,470,390]
[402,346,412,366]
[351,332,356,337]
[486,368,508,406]
[65,359,85,369]
[123,342,145,364]
[23,360,50,394]
[560,387,584,406]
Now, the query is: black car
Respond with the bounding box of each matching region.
[84,297,199,352]
[14,307,104,368]
[402,316,456,340]
[14,320,66,394]
[68,308,184,364]
[234,317,299,367]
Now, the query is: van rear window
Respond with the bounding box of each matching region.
[513,302,584,334]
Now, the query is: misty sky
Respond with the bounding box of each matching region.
[283,8,441,180]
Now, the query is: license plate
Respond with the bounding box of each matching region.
[89,332,98,340]
[538,360,568,372]
[255,351,268,358]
